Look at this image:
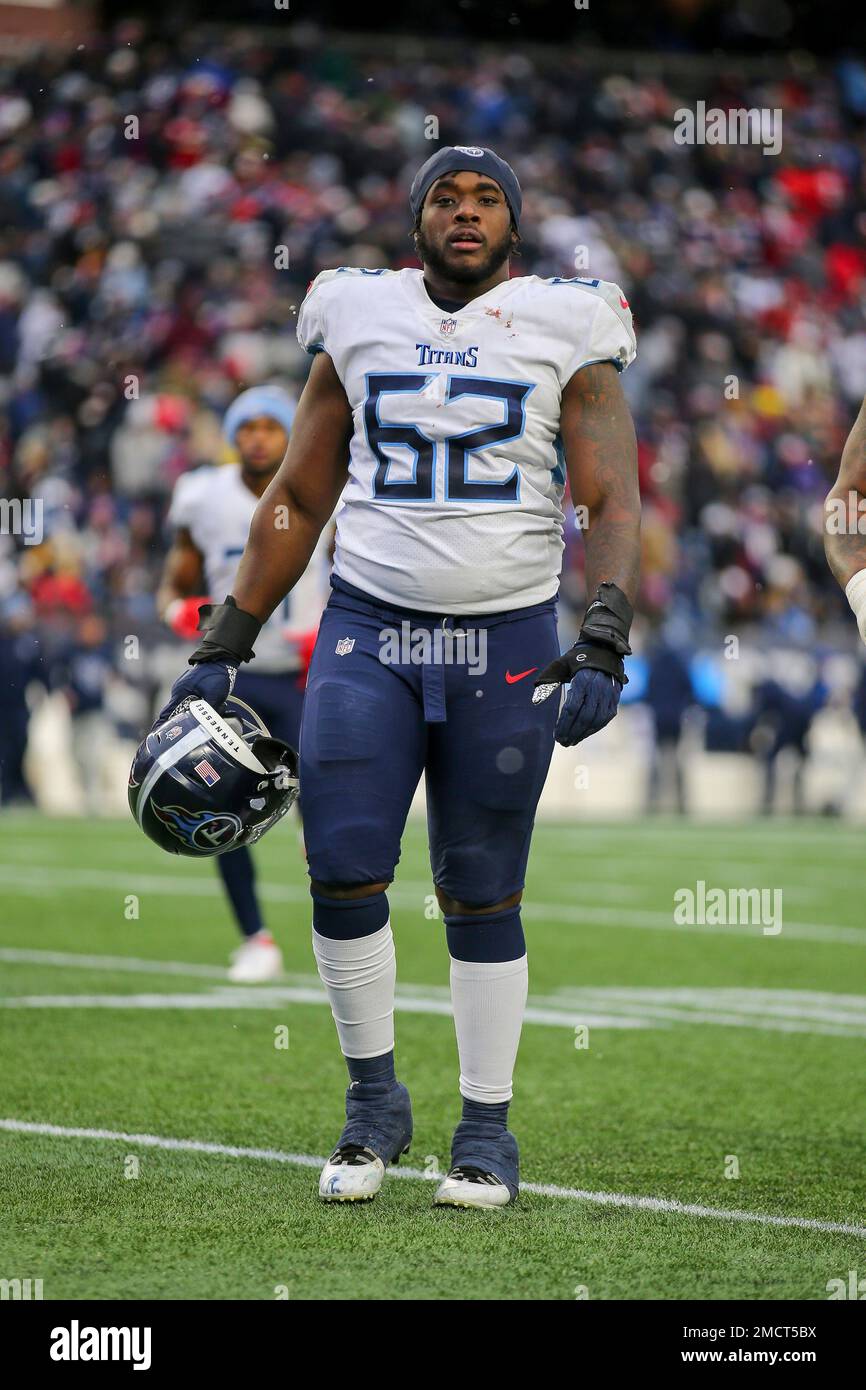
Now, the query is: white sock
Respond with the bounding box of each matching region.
[449,955,528,1105]
[312,922,396,1059]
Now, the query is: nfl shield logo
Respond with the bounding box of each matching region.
[440,318,457,335]
[335,637,355,656]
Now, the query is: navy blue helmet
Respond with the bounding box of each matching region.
[128,695,299,857]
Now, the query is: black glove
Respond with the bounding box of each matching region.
[189,595,262,666]
[577,580,633,657]
[532,636,628,695]
[532,583,634,746]
[157,596,262,723]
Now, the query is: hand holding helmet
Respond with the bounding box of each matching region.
[129,694,299,857]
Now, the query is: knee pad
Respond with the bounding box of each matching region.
[312,888,389,941]
[443,905,525,963]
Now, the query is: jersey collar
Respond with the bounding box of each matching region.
[400,268,521,334]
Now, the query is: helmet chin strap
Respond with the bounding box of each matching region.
[188,699,268,775]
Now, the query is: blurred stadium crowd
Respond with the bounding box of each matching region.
[2,20,866,811]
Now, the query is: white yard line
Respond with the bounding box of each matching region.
[3,949,866,1036]
[0,991,647,1028]
[1,1117,862,1238]
[2,991,862,1035]
[0,864,863,943]
[0,947,229,979]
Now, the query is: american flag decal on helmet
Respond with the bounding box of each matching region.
[194,759,220,787]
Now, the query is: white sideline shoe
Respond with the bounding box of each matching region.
[318,1079,413,1203]
[433,1165,514,1210]
[228,933,283,983]
[319,1146,387,1203]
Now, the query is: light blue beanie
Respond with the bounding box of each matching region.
[223,385,296,444]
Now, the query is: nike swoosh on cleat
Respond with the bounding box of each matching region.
[505,667,539,684]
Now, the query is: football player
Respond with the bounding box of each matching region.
[162,147,641,1206]
[826,394,866,642]
[157,385,331,983]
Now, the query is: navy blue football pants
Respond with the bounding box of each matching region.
[299,576,560,907]
[218,668,305,938]
[232,668,305,751]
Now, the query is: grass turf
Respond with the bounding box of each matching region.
[0,812,864,1300]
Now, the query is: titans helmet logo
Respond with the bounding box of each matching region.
[151,803,243,852]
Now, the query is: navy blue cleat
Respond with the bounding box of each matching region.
[319,1079,413,1203]
[433,1115,519,1210]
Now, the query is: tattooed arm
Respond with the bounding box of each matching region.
[560,360,641,603]
[530,361,640,747]
[824,396,866,588]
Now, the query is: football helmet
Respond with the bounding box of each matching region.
[128,695,299,857]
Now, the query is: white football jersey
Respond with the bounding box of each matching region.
[297,267,636,613]
[168,463,332,673]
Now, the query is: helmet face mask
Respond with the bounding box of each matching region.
[128,696,299,857]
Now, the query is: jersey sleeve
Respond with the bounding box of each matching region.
[167,469,207,532]
[296,271,335,355]
[296,267,390,357]
[562,280,637,383]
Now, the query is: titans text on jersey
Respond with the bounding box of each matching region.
[416,344,480,367]
[297,267,636,613]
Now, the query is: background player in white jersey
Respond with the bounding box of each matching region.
[158,386,332,982]
[163,147,641,1207]
[826,396,866,649]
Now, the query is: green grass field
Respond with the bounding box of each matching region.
[1,810,865,1301]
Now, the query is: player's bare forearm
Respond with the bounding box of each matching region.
[824,396,866,587]
[232,353,352,622]
[561,361,641,603]
[156,529,204,618]
[234,499,324,623]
